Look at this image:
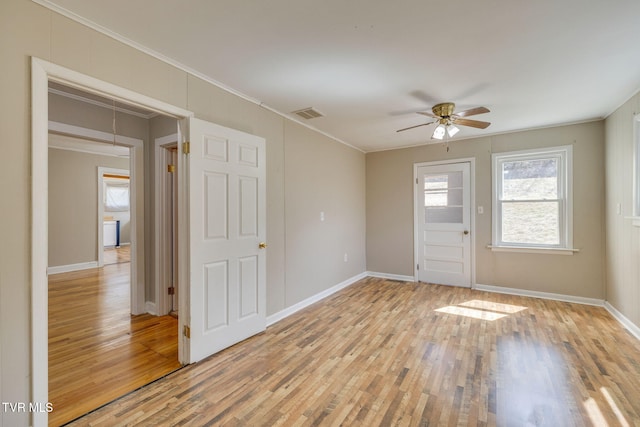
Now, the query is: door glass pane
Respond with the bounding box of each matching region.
[501,158,558,200]
[501,201,559,244]
[424,174,449,190]
[424,171,463,224]
[425,206,463,223]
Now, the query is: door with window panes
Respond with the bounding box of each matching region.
[416,162,471,287]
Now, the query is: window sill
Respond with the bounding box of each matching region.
[624,216,640,227]
[487,245,579,255]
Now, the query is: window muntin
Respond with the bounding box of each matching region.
[493,146,572,249]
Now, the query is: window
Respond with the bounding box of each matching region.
[104,181,130,212]
[492,145,572,251]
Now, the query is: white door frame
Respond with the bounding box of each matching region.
[413,158,476,286]
[154,133,179,316]
[31,57,193,427]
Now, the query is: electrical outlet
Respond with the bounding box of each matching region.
[320,211,325,221]
[477,206,484,214]
[344,253,348,262]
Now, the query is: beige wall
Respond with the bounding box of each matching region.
[605,93,640,329]
[284,122,367,305]
[0,1,366,424]
[367,121,605,298]
[48,148,130,267]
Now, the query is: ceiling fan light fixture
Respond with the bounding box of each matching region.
[432,124,446,140]
[446,124,460,137]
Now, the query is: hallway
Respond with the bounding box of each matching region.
[48,258,181,426]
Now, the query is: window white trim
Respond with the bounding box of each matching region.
[487,245,579,255]
[491,145,574,252]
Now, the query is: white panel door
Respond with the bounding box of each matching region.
[416,162,471,287]
[187,117,266,363]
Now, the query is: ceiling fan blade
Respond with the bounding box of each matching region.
[452,118,491,129]
[417,111,439,119]
[454,106,490,117]
[396,122,434,132]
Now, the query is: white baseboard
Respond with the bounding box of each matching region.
[474,283,605,307]
[604,302,640,341]
[145,301,157,315]
[47,261,98,275]
[266,272,368,327]
[366,271,415,282]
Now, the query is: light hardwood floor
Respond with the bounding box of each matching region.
[67,277,640,426]
[103,245,131,265]
[48,253,181,426]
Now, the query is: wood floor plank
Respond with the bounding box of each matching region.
[48,253,180,427]
[65,277,640,426]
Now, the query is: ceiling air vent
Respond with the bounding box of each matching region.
[292,107,324,120]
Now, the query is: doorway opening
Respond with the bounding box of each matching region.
[100,169,131,266]
[33,57,268,427]
[155,137,180,318]
[167,147,179,317]
[46,81,182,425]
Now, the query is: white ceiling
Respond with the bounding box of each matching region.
[41,0,640,152]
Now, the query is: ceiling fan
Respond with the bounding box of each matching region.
[397,102,490,140]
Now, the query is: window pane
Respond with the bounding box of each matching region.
[424,172,462,191]
[424,174,448,190]
[424,171,463,211]
[425,206,463,224]
[105,184,130,212]
[425,190,447,206]
[502,159,558,200]
[424,189,462,207]
[502,201,559,245]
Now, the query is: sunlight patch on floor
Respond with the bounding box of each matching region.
[600,387,630,427]
[435,299,528,321]
[458,299,527,314]
[435,305,507,320]
[584,397,608,427]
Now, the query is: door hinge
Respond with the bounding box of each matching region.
[182,141,190,155]
[168,286,175,295]
[417,264,419,270]
[416,178,418,184]
[167,164,176,173]
[183,325,191,338]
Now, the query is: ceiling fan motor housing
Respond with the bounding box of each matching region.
[432,102,455,118]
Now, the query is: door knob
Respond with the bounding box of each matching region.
[259,242,267,249]
[463,230,469,235]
